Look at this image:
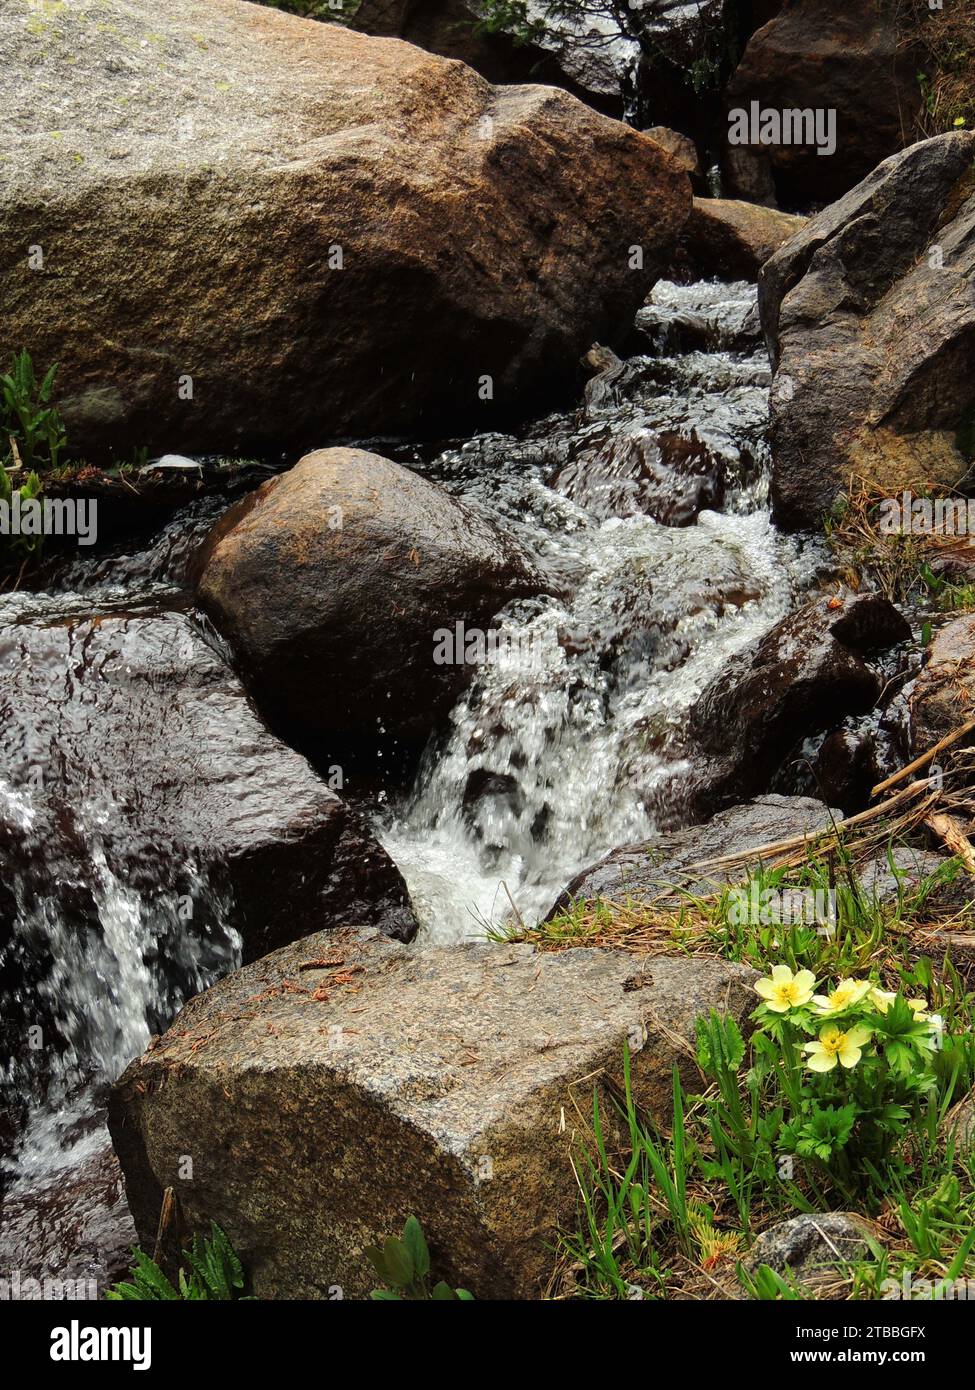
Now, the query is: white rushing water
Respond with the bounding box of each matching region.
[379,281,824,940]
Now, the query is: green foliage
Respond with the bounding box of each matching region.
[737,1262,804,1301]
[750,966,961,1201]
[1,350,67,472]
[106,1223,247,1301]
[0,463,44,563]
[365,1216,474,1300]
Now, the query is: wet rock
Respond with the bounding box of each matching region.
[690,592,911,801]
[0,0,688,459]
[195,448,541,744]
[634,279,765,355]
[812,714,905,816]
[724,0,919,207]
[910,613,975,755]
[109,926,756,1300]
[759,131,975,528]
[548,794,839,910]
[0,1146,135,1296]
[0,607,416,985]
[675,198,806,280]
[554,426,727,526]
[746,1213,877,1286]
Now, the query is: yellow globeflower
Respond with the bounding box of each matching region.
[802,1024,871,1072]
[870,988,929,1019]
[812,978,873,1015]
[755,964,816,1013]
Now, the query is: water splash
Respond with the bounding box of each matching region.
[379,282,824,939]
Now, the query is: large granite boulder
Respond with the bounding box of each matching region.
[759,132,975,528]
[0,0,689,458]
[109,927,755,1299]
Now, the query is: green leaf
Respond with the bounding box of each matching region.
[431,1281,457,1300]
[402,1216,430,1280]
[381,1236,415,1288]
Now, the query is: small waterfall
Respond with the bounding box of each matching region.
[0,587,241,1287]
[379,282,824,939]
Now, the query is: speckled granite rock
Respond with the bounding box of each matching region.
[109,928,755,1299]
[0,0,688,457]
[746,1213,878,1288]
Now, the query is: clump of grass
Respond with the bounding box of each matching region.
[1,349,67,474]
[897,0,975,136]
[825,475,975,610]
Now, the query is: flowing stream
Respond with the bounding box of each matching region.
[0,280,824,1287]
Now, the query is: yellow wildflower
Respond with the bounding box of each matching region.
[755,964,816,1013]
[812,978,872,1014]
[802,1024,871,1072]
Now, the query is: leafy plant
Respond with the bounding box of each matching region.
[0,463,45,563]
[751,966,949,1200]
[107,1223,248,1300]
[365,1216,474,1300]
[1,350,67,472]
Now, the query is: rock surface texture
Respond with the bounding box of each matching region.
[675,198,806,280]
[548,794,839,911]
[724,0,918,207]
[194,448,541,743]
[910,613,975,755]
[109,927,756,1299]
[690,593,911,802]
[0,608,417,965]
[759,132,975,529]
[0,0,689,457]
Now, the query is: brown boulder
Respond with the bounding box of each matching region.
[910,613,975,755]
[195,448,541,743]
[108,926,756,1299]
[645,127,704,189]
[724,0,919,208]
[758,132,975,528]
[676,197,806,280]
[0,0,689,459]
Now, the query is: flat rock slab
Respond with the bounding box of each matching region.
[548,794,841,911]
[109,928,755,1299]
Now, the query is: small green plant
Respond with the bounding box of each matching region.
[750,965,956,1200]
[0,350,67,472]
[737,1262,804,1301]
[107,1223,248,1300]
[365,1216,474,1300]
[0,463,44,564]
